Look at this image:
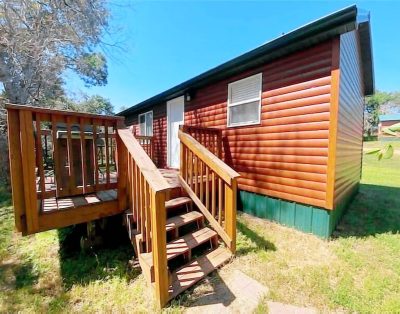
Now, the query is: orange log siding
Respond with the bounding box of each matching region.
[185,40,334,208]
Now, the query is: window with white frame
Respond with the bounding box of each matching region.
[227,73,262,127]
[138,111,153,136]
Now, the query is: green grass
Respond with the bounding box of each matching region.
[0,140,399,313]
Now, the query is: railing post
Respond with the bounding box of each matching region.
[151,190,169,308]
[7,109,27,234]
[19,110,39,234]
[224,178,237,254]
[116,127,128,211]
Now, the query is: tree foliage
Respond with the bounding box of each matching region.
[364,91,400,136]
[0,0,110,104]
[75,95,114,115]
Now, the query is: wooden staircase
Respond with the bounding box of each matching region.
[124,174,233,298]
[117,125,240,307]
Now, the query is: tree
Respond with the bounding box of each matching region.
[78,95,114,115]
[364,91,394,136]
[0,0,110,105]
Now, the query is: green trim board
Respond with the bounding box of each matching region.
[238,185,359,238]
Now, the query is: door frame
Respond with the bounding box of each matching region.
[166,96,185,169]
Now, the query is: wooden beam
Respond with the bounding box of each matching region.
[6,109,27,234]
[19,110,39,234]
[151,190,169,308]
[224,178,237,254]
[5,103,124,122]
[38,200,120,232]
[116,128,128,211]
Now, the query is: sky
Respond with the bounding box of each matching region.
[64,1,400,112]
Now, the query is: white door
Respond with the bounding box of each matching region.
[167,96,184,168]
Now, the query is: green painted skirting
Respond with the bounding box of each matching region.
[238,186,359,238]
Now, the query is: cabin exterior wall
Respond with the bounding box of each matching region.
[185,40,334,209]
[125,34,366,237]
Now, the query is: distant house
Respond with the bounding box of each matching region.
[120,5,374,238]
[379,114,400,135]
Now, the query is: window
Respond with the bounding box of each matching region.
[138,111,153,136]
[227,73,262,127]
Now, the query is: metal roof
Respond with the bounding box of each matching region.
[119,5,374,117]
[380,114,400,122]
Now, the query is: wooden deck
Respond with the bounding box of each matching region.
[39,189,117,213]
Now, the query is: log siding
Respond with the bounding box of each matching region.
[185,40,334,208]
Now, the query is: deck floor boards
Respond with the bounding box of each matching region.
[39,189,117,213]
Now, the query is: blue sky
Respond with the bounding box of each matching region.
[64,1,399,112]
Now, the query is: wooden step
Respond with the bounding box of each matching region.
[165,211,204,233]
[169,247,232,300]
[139,227,218,282]
[166,227,217,260]
[165,196,191,210]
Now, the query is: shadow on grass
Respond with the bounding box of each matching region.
[177,271,236,309]
[236,220,276,256]
[57,215,139,289]
[334,183,400,238]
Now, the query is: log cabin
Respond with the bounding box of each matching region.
[120,5,374,238]
[6,5,373,308]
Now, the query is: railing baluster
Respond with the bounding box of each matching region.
[188,150,193,190]
[145,181,151,252]
[35,113,45,198]
[199,160,204,203]
[104,121,110,188]
[92,122,99,190]
[211,171,216,217]
[194,155,198,196]
[79,117,87,193]
[205,166,209,211]
[66,116,76,195]
[218,178,223,224]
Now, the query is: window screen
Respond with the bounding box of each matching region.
[138,111,153,136]
[227,73,262,127]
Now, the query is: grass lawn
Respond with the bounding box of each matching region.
[1,140,399,313]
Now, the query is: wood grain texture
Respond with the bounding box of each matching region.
[123,40,338,208]
[333,30,364,207]
[7,109,27,233]
[184,40,334,208]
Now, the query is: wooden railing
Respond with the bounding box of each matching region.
[6,104,123,234]
[135,135,154,160]
[181,125,222,158]
[116,126,170,308]
[178,126,239,253]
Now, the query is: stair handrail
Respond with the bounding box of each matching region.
[116,124,170,308]
[178,127,240,253]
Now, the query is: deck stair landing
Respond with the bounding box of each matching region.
[125,169,232,302]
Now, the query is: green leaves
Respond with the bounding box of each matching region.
[75,53,108,87]
[366,144,394,160]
